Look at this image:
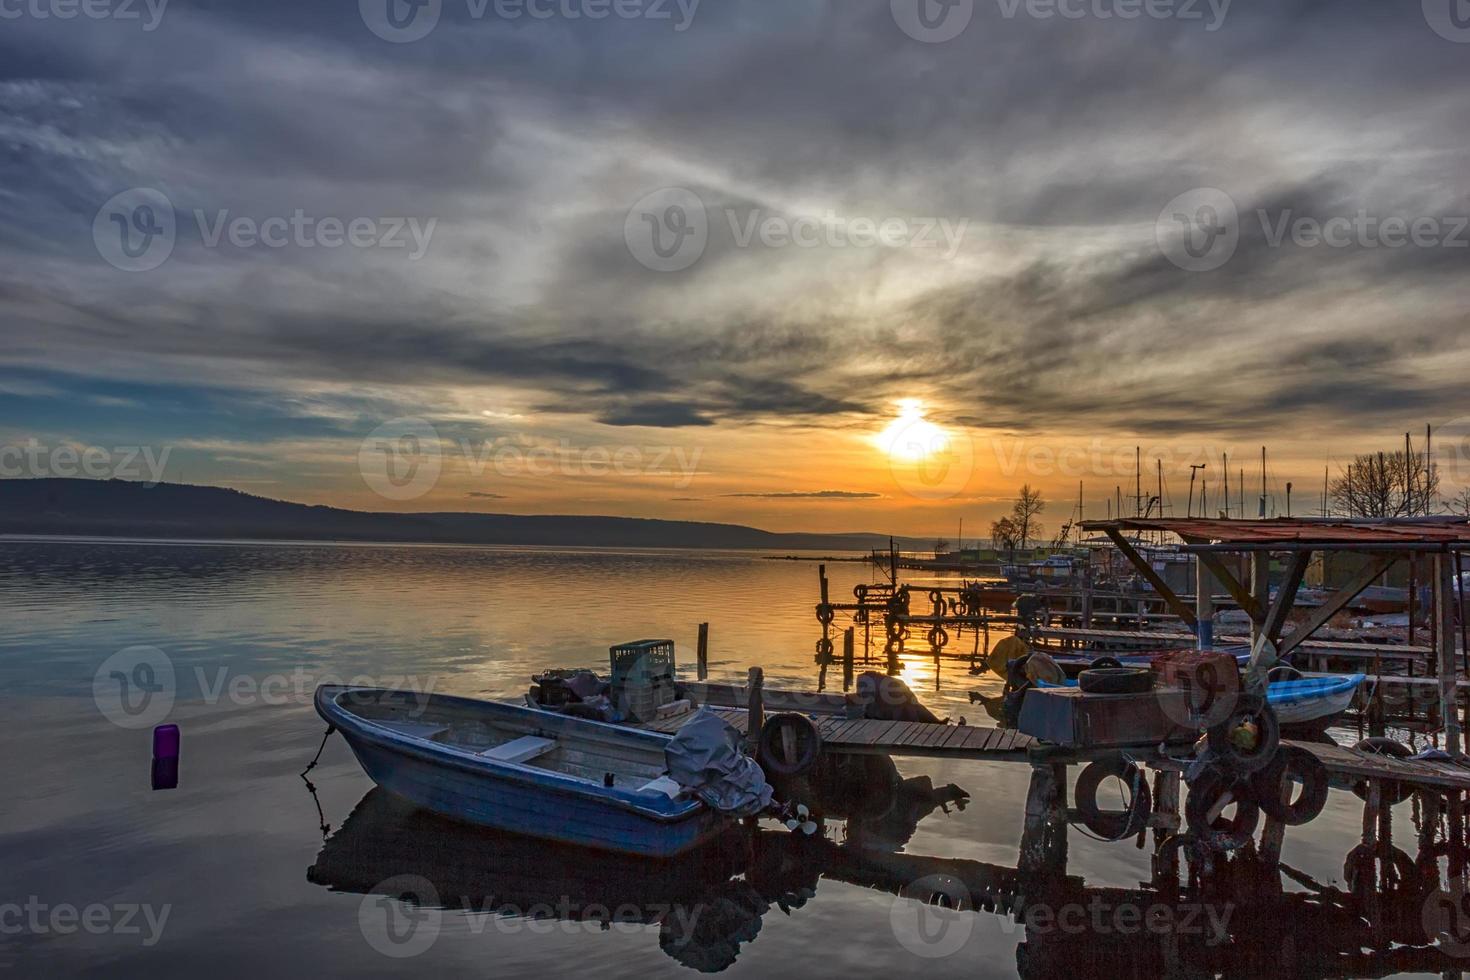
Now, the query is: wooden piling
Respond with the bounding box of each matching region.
[842,626,855,692]
[744,667,764,756]
[696,622,709,681]
[1436,554,1462,756]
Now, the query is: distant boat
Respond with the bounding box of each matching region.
[315,685,725,857]
[1036,672,1364,728]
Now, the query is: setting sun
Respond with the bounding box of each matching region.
[877,399,953,462]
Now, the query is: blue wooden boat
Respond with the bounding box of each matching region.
[314,685,725,857]
[1036,673,1365,727]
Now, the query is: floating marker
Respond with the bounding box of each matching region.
[152,724,179,791]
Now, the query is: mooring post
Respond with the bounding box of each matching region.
[1196,557,1215,650]
[696,622,709,681]
[1435,553,1462,756]
[1151,770,1182,889]
[1018,758,1069,885]
[1081,565,1094,630]
[745,667,764,756]
[842,626,855,692]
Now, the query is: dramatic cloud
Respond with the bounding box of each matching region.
[2,0,1468,529]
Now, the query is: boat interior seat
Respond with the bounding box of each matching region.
[480,735,557,763]
[374,720,451,740]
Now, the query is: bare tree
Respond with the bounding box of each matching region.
[1329,449,1439,518]
[1012,484,1046,550]
[932,537,951,557]
[1448,487,1470,517]
[990,516,1020,555]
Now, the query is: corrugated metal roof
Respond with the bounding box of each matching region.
[1079,517,1470,547]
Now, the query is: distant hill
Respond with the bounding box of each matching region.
[0,479,933,552]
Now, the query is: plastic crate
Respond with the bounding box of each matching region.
[609,639,675,684]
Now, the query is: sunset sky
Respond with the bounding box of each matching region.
[2,0,1469,535]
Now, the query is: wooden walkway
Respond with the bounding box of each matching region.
[1033,626,1430,661]
[641,708,1036,759]
[642,706,1470,789]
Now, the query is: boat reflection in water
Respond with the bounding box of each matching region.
[306,753,1470,976]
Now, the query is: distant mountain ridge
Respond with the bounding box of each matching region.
[0,479,932,552]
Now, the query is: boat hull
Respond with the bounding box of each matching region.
[318,687,725,858]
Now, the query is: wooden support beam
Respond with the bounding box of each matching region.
[696,622,709,682]
[1436,553,1462,757]
[1104,529,1197,627]
[1264,551,1313,647]
[1277,554,1401,659]
[744,667,764,757]
[1251,552,1270,651]
[1197,552,1265,624]
[842,627,855,692]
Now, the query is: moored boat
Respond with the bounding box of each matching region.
[314,685,726,857]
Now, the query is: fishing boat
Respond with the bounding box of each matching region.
[314,685,726,857]
[1036,672,1365,729]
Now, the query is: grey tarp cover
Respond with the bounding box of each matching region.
[663,710,774,817]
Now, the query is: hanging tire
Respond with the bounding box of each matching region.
[1185,767,1260,847]
[1249,745,1329,826]
[1078,667,1153,695]
[1074,757,1152,840]
[1350,737,1414,805]
[758,713,822,777]
[1206,697,1281,775]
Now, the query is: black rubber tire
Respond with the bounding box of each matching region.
[1074,757,1152,840]
[1078,667,1153,695]
[1350,737,1414,805]
[758,713,822,777]
[1249,745,1329,826]
[1185,768,1261,846]
[1206,697,1281,775]
[1089,656,1125,671]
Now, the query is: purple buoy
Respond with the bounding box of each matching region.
[152,724,180,791]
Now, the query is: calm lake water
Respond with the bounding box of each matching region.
[0,538,1434,977]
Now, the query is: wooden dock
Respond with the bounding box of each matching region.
[644,702,1470,789]
[641,707,1037,759]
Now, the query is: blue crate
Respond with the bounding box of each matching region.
[610,639,675,684]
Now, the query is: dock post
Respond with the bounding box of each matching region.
[744,667,764,756]
[1150,770,1182,889]
[696,622,709,682]
[1081,565,1094,630]
[1195,558,1215,650]
[842,627,855,692]
[1435,554,1462,756]
[1018,758,1069,888]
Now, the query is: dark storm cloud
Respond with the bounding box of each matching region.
[1,0,1468,446]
